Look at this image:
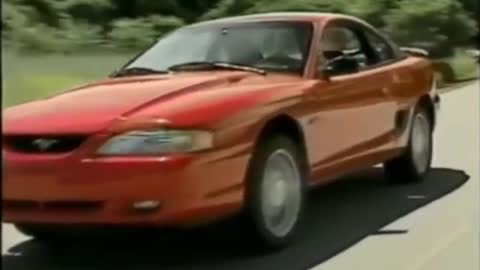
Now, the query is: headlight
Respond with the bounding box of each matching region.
[97,129,213,155]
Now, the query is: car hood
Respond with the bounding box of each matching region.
[3,72,302,134]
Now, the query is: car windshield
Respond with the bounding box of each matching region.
[123,21,313,74]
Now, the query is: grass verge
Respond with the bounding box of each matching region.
[2,51,133,108]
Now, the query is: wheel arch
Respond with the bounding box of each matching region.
[417,95,436,130]
[252,114,310,176]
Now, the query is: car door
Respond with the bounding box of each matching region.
[362,27,417,142]
[306,20,400,181]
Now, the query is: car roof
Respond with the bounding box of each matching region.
[190,12,361,27]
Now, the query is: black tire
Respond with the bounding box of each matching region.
[244,135,306,250]
[384,106,433,183]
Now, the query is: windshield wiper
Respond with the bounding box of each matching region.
[167,61,267,75]
[111,67,171,77]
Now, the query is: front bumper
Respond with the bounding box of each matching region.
[2,148,250,226]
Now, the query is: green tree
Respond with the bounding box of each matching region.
[3,0,36,30]
[201,0,256,20]
[202,0,391,27]
[457,0,480,42]
[249,0,345,14]
[384,0,478,48]
[457,0,479,17]
[3,0,478,53]
[108,0,220,22]
[57,0,114,26]
[175,0,222,22]
[108,15,184,50]
[57,14,105,51]
[339,0,393,27]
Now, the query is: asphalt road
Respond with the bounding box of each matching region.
[2,81,479,270]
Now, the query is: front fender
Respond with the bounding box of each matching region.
[212,94,305,151]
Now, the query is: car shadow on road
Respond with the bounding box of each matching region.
[2,168,469,270]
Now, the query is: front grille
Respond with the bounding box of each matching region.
[43,201,103,211]
[4,200,38,210]
[3,135,87,154]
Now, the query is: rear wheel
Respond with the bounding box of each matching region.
[244,136,306,250]
[384,106,433,183]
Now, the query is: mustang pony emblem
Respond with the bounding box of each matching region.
[32,139,59,151]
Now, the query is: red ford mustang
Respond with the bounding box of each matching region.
[3,12,440,249]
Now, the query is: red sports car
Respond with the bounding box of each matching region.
[2,12,440,249]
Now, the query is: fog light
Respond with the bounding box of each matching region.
[132,200,161,211]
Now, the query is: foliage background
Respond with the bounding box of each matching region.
[2,0,479,53]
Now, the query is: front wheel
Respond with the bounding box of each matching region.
[245,136,306,250]
[384,107,433,183]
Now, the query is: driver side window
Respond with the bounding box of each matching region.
[320,26,368,70]
[319,25,372,74]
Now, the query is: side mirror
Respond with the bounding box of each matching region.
[321,56,360,77]
[400,47,429,57]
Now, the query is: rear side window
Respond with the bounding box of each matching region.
[364,31,396,63]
